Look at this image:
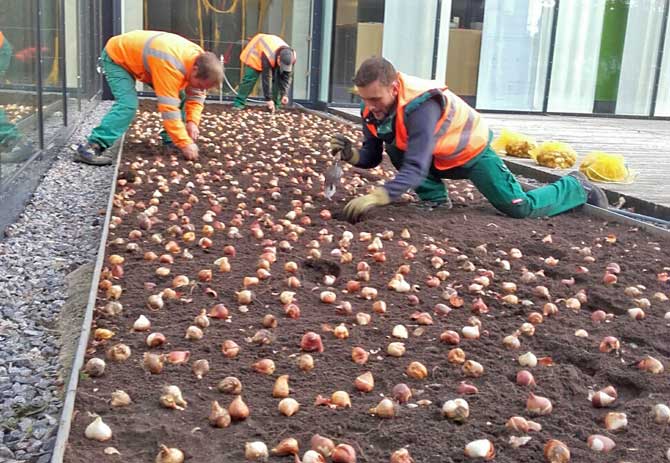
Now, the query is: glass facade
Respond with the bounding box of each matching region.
[0,0,103,229]
[143,0,314,100]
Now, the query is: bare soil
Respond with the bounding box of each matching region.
[64,103,670,463]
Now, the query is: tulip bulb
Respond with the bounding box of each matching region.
[331,390,351,408]
[245,441,269,460]
[516,370,536,387]
[311,434,335,457]
[273,374,290,398]
[84,357,106,377]
[85,415,112,442]
[252,358,275,375]
[155,445,184,463]
[604,412,627,431]
[271,437,299,456]
[390,448,414,463]
[592,390,616,408]
[110,390,131,407]
[464,439,494,460]
[301,332,324,352]
[638,356,664,374]
[332,444,356,463]
[192,359,210,379]
[217,376,242,395]
[209,400,231,428]
[527,392,552,415]
[587,434,615,452]
[387,342,406,357]
[463,360,484,377]
[518,351,537,368]
[298,354,315,371]
[143,353,164,374]
[369,398,396,418]
[442,398,469,422]
[406,361,428,379]
[160,385,187,410]
[278,398,300,416]
[354,371,374,392]
[106,343,131,362]
[544,439,570,463]
[392,383,412,403]
[653,403,670,424]
[133,315,151,331]
[303,450,327,463]
[229,395,250,420]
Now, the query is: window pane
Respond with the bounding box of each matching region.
[330,0,385,104]
[616,0,666,115]
[143,0,312,101]
[40,0,66,145]
[654,2,670,116]
[476,0,554,111]
[0,0,39,184]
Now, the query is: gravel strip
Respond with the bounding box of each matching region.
[0,101,114,463]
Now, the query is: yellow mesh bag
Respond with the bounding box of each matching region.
[579,151,636,184]
[529,141,577,169]
[491,129,537,158]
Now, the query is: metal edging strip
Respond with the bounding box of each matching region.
[50,133,124,463]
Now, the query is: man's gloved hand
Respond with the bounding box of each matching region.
[329,134,359,165]
[181,143,199,161]
[342,187,390,223]
[186,121,199,141]
[266,100,276,113]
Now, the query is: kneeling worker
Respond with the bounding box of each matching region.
[330,57,608,223]
[233,33,295,113]
[76,30,223,165]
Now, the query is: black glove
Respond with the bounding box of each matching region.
[329,134,359,164]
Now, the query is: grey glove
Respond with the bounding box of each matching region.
[329,134,360,165]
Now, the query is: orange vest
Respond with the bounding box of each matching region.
[105,30,206,148]
[0,32,4,49]
[240,33,294,71]
[364,73,489,170]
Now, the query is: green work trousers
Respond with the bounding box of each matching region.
[89,50,187,150]
[233,66,281,108]
[386,143,587,218]
[0,38,20,146]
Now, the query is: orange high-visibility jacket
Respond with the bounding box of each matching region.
[105,30,207,148]
[0,32,5,48]
[240,33,294,71]
[363,73,489,170]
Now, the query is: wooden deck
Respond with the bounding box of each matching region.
[330,107,670,211]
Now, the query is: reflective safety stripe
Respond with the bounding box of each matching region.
[157,95,181,106]
[142,32,187,79]
[434,96,456,141]
[257,38,276,62]
[142,32,165,78]
[161,110,182,120]
[453,111,475,155]
[186,95,206,103]
[146,48,186,74]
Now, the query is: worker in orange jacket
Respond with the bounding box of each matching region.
[233,33,295,112]
[76,30,223,165]
[330,57,608,223]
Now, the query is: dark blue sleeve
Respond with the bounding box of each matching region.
[383,98,441,200]
[354,123,384,168]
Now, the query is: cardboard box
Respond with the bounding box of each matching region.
[446,29,482,97]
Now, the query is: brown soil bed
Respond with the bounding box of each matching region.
[64,103,670,463]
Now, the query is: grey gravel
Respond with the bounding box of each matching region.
[0,101,114,461]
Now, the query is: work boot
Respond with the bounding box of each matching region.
[567,171,609,208]
[412,196,453,211]
[74,142,112,166]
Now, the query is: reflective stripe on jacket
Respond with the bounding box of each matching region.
[364,73,489,170]
[240,33,294,71]
[105,30,205,148]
